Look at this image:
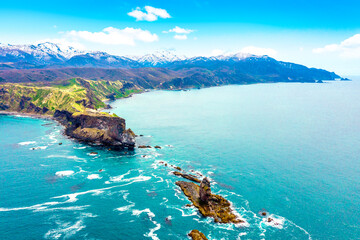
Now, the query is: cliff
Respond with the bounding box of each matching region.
[0,78,139,149]
[54,110,135,149]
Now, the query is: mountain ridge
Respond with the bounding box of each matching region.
[0,42,340,87]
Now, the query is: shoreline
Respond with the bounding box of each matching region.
[0,111,54,120]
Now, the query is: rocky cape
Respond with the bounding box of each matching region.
[53,110,135,149]
[0,78,137,149]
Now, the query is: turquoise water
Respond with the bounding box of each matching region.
[1,80,360,239]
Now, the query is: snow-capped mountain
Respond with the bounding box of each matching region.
[0,42,85,66]
[128,50,187,66]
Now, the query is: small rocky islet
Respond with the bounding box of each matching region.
[188,229,208,240]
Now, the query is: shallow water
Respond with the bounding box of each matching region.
[1,79,359,239]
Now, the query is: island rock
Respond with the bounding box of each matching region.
[54,110,135,149]
[188,230,208,240]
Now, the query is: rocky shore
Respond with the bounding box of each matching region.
[53,110,135,149]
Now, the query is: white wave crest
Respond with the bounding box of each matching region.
[87,174,102,180]
[18,141,36,145]
[55,171,74,177]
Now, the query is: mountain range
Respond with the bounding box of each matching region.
[0,42,340,88]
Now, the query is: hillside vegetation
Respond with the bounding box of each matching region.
[0,78,141,114]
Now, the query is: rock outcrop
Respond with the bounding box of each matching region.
[199,177,211,203]
[172,171,201,183]
[188,230,208,240]
[54,110,135,149]
[176,179,243,224]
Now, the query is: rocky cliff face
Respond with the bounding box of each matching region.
[54,110,135,149]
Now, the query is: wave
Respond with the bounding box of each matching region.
[55,170,75,177]
[73,146,87,149]
[132,208,161,240]
[116,204,135,212]
[44,218,85,239]
[18,141,36,145]
[87,174,102,180]
[0,201,60,212]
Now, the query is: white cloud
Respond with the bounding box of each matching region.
[313,34,360,59]
[67,27,158,46]
[174,35,187,40]
[163,26,194,34]
[128,6,171,21]
[241,46,278,57]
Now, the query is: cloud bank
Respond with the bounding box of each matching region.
[313,34,360,59]
[67,27,158,46]
[128,6,171,21]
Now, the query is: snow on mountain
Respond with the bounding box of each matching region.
[128,50,186,66]
[0,42,85,63]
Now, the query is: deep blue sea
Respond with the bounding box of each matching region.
[1,79,359,240]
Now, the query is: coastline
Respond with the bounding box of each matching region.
[0,111,54,120]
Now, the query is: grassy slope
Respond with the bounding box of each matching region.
[0,78,142,114]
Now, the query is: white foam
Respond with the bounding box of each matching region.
[261,214,285,229]
[87,152,98,156]
[18,141,36,145]
[116,204,135,212]
[73,146,87,149]
[34,205,89,212]
[87,174,102,180]
[151,174,164,183]
[132,208,161,240]
[0,201,60,212]
[55,171,74,177]
[47,155,86,162]
[108,173,151,184]
[44,219,85,239]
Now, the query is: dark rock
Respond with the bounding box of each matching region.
[199,178,211,203]
[42,107,49,114]
[138,145,152,148]
[90,152,98,155]
[154,145,161,149]
[188,230,208,240]
[0,103,9,110]
[106,93,116,100]
[59,143,62,145]
[53,110,135,149]
[172,171,201,183]
[174,166,182,171]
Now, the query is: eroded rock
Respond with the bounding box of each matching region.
[172,171,201,183]
[188,230,208,240]
[54,110,135,149]
[176,180,243,224]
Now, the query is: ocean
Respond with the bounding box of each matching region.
[0,79,359,240]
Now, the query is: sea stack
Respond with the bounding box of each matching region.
[199,177,211,203]
[53,110,135,149]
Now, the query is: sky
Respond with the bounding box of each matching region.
[1,0,360,75]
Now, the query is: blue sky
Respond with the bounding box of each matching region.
[1,0,360,75]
